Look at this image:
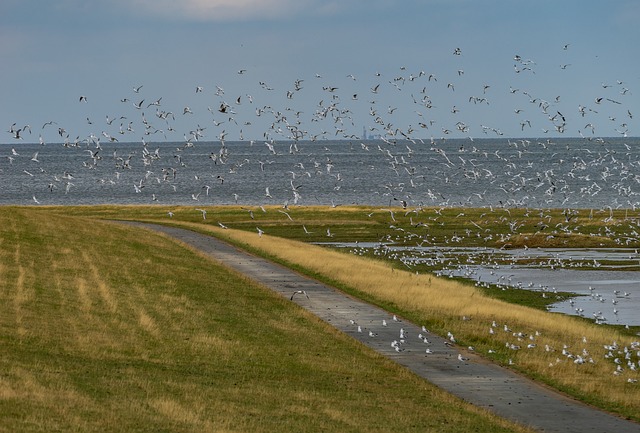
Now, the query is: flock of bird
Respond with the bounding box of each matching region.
[349,313,447,356]
[2,44,638,211]
[344,305,639,383]
[3,43,639,322]
[339,208,640,324]
[4,42,640,386]
[482,316,640,381]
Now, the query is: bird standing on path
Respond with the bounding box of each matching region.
[290,290,309,300]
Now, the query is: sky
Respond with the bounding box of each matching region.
[2,0,639,145]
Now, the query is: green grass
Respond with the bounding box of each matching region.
[10,204,640,420]
[61,205,640,416]
[36,204,640,331]
[49,203,640,248]
[0,207,532,432]
[181,221,640,422]
[457,277,578,311]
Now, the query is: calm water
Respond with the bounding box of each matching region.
[466,265,640,327]
[2,137,640,208]
[445,252,640,327]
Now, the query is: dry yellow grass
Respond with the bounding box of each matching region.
[0,208,533,432]
[182,223,640,418]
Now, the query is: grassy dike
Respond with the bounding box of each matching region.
[47,204,640,420]
[0,206,533,432]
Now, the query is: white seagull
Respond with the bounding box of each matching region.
[290,290,309,300]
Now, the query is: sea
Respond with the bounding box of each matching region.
[2,136,640,327]
[1,136,639,209]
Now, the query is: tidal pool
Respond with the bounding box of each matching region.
[323,243,640,327]
[451,266,640,327]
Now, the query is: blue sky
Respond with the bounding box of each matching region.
[2,0,639,144]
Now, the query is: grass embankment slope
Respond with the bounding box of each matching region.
[50,204,640,421]
[209,224,640,417]
[0,206,531,433]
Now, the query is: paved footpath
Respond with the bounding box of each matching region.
[130,223,640,433]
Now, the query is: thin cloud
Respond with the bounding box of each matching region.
[45,0,412,22]
[126,0,318,21]
[122,0,448,22]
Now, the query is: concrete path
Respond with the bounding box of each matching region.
[130,223,640,433]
